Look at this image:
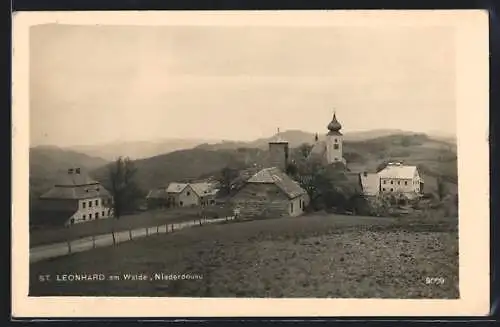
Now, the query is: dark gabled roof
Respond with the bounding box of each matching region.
[54,172,100,187]
[40,184,112,200]
[247,167,306,199]
[146,188,167,199]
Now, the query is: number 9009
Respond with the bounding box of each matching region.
[425,277,445,285]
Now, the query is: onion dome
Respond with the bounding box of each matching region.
[327,112,342,132]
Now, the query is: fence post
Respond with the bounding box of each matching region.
[92,235,96,249]
[67,241,72,254]
[112,231,116,246]
[146,227,149,236]
[129,229,133,240]
[157,225,159,233]
[199,219,202,226]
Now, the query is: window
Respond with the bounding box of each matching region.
[390,181,394,185]
[398,181,401,185]
[334,138,338,143]
[96,212,99,219]
[405,181,408,185]
[290,202,294,213]
[186,191,190,196]
[82,202,86,209]
[334,144,339,150]
[82,215,86,220]
[382,188,386,191]
[89,201,92,207]
[102,199,106,206]
[108,209,111,216]
[390,188,394,192]
[383,180,386,184]
[102,211,105,217]
[95,199,99,206]
[180,201,184,206]
[89,213,92,219]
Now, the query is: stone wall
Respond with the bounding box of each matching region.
[231,183,291,219]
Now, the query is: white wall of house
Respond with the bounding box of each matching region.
[379,170,422,195]
[288,194,308,217]
[176,185,200,207]
[68,197,114,225]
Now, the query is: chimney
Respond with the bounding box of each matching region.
[68,168,74,174]
[75,168,81,174]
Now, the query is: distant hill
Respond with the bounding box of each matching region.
[195,129,455,152]
[91,147,271,192]
[66,129,456,160]
[88,132,457,195]
[31,131,458,200]
[67,138,219,161]
[29,146,109,198]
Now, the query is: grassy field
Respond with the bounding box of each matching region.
[30,206,233,247]
[30,212,459,298]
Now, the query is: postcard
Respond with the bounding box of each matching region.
[12,9,490,317]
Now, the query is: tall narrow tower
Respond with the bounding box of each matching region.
[268,128,289,171]
[325,111,344,164]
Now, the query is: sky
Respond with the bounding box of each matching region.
[30,24,456,147]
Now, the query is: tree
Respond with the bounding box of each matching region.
[108,156,142,219]
[436,175,447,201]
[218,166,240,196]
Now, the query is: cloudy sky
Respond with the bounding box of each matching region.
[30,23,455,147]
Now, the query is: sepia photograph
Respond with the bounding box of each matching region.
[12,10,489,317]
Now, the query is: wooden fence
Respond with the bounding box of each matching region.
[30,216,235,264]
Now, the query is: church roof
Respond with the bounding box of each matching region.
[247,167,306,199]
[327,113,342,134]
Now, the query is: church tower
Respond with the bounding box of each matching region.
[325,111,344,164]
[268,128,289,171]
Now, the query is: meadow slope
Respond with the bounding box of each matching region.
[30,213,459,298]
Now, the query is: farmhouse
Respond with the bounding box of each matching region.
[231,167,309,219]
[359,162,424,199]
[36,168,114,227]
[147,182,218,208]
[230,132,309,219]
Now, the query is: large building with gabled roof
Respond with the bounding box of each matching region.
[230,167,309,219]
[35,167,114,227]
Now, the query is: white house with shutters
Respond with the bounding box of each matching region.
[360,162,424,199]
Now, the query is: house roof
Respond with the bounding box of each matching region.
[378,164,418,179]
[40,184,112,200]
[247,167,306,199]
[360,172,380,195]
[146,188,167,199]
[190,182,218,197]
[54,171,100,187]
[166,182,189,193]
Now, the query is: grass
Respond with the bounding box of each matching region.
[29,212,459,298]
[30,205,233,247]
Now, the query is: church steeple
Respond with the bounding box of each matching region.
[327,111,342,135]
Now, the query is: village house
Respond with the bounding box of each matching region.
[36,168,114,227]
[146,182,218,208]
[230,133,309,219]
[231,167,309,219]
[359,162,424,199]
